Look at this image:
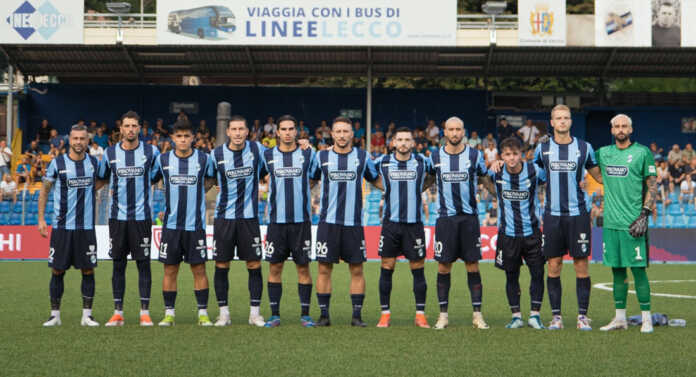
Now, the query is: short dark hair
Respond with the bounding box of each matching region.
[171,120,192,134]
[277,115,297,127]
[228,115,247,128]
[120,110,140,124]
[395,126,413,135]
[499,137,522,152]
[332,116,352,128]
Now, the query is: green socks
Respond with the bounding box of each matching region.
[612,267,651,311]
[612,268,628,310]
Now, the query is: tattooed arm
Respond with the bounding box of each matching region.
[643,176,657,210]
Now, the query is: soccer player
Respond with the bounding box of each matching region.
[261,115,318,328]
[373,127,434,328]
[100,111,160,327]
[311,116,379,327]
[532,104,602,330]
[486,137,546,329]
[152,120,216,326]
[38,124,104,327]
[431,116,493,330]
[597,114,657,334]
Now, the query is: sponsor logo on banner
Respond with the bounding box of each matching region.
[606,165,629,177]
[388,170,417,181]
[1,0,83,44]
[116,167,145,177]
[549,161,577,171]
[225,166,253,179]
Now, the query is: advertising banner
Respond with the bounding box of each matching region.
[157,0,456,46]
[518,0,566,46]
[595,0,651,47]
[0,0,83,44]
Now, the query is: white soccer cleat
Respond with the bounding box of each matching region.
[215,313,231,327]
[577,315,592,331]
[43,316,62,327]
[81,316,100,327]
[600,318,628,331]
[548,315,564,330]
[472,313,490,330]
[528,315,545,330]
[248,314,265,327]
[641,321,654,334]
[433,313,449,330]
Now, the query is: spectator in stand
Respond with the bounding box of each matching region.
[250,119,262,141]
[176,110,189,123]
[496,117,516,142]
[353,121,365,146]
[517,119,539,148]
[427,140,439,156]
[261,131,276,148]
[483,200,498,226]
[93,126,109,149]
[109,128,120,146]
[1,173,18,203]
[258,175,269,224]
[385,122,396,145]
[197,119,211,140]
[298,120,309,136]
[687,157,696,183]
[155,118,169,136]
[16,155,32,184]
[468,131,482,148]
[371,123,385,150]
[657,160,670,196]
[48,129,65,154]
[667,144,682,163]
[141,126,153,144]
[0,139,13,178]
[682,143,695,162]
[31,158,45,182]
[481,133,496,149]
[264,116,277,136]
[414,129,428,147]
[48,144,61,159]
[664,181,679,208]
[318,120,331,142]
[650,142,664,162]
[36,118,53,153]
[89,141,104,160]
[680,177,694,204]
[425,120,439,144]
[484,141,498,167]
[26,140,42,162]
[87,120,98,140]
[669,157,687,185]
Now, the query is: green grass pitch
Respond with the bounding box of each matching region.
[1,261,695,377]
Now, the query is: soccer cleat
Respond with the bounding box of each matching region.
[376,313,391,328]
[198,314,213,326]
[140,313,153,327]
[351,317,367,327]
[505,317,524,329]
[158,315,175,327]
[434,314,449,330]
[600,318,628,331]
[472,313,490,329]
[105,313,125,327]
[81,316,100,327]
[316,316,331,327]
[528,315,545,330]
[248,314,265,327]
[300,316,315,328]
[641,321,654,334]
[214,313,231,327]
[414,313,430,328]
[42,316,62,327]
[577,315,592,331]
[548,316,564,330]
[264,315,281,328]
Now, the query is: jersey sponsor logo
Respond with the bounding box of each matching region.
[67,176,94,188]
[116,166,144,177]
[274,167,302,178]
[388,170,417,181]
[549,160,577,171]
[328,170,357,181]
[225,166,253,179]
[502,190,530,201]
[169,175,198,185]
[648,165,656,174]
[605,165,629,177]
[441,171,469,182]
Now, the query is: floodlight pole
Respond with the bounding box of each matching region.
[5,64,13,146]
[366,49,372,153]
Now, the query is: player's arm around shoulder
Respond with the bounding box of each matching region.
[586,143,602,184]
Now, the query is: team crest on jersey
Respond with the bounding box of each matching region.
[329,170,357,181]
[226,167,253,179]
[116,167,144,177]
[627,154,633,163]
[170,175,198,185]
[298,155,305,163]
[88,245,97,264]
[388,170,417,181]
[464,160,471,169]
[196,239,206,258]
[274,167,302,178]
[549,161,577,171]
[441,171,469,182]
[606,165,629,177]
[68,177,94,188]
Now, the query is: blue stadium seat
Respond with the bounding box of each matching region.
[25,214,38,225]
[0,214,8,225]
[9,213,21,225]
[31,190,40,201]
[17,191,31,201]
[685,204,696,216]
[0,201,10,213]
[670,215,686,228]
[44,214,53,225]
[27,201,38,214]
[12,202,23,214]
[667,203,683,216]
[654,215,664,228]
[656,204,663,215]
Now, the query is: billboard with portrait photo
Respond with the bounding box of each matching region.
[681,117,696,134]
[652,0,681,47]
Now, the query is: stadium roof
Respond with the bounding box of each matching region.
[1,44,696,85]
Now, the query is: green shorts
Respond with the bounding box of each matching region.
[602,228,648,268]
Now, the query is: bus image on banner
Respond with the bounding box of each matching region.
[167,6,236,40]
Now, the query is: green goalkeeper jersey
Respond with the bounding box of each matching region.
[596,142,656,231]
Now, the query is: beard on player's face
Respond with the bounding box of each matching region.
[446,135,462,146]
[615,133,629,142]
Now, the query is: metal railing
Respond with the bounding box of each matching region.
[82,13,518,30]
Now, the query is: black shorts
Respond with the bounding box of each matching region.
[315,222,366,264]
[158,228,207,265]
[378,220,426,261]
[542,213,592,259]
[265,222,312,265]
[213,218,262,262]
[495,230,544,272]
[49,228,98,270]
[108,219,152,261]
[434,214,481,263]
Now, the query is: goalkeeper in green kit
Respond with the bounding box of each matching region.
[597,114,656,334]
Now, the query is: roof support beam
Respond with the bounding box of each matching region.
[601,48,617,78]
[245,47,258,86]
[484,44,494,77]
[122,45,142,81]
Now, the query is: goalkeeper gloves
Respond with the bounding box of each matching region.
[628,207,651,238]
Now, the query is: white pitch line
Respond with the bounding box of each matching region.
[593,280,696,299]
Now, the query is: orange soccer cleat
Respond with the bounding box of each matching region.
[376,312,391,328]
[140,313,154,327]
[414,313,430,328]
[105,313,125,327]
